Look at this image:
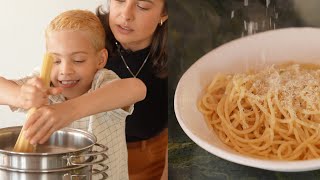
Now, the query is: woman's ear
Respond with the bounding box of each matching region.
[97,49,108,69]
[159,14,168,26]
[161,14,168,23]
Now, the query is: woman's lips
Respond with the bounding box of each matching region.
[58,80,79,88]
[117,25,133,34]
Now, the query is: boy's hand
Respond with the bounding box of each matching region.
[17,77,62,109]
[23,103,73,145]
[18,77,47,109]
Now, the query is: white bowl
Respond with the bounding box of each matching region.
[174,27,320,172]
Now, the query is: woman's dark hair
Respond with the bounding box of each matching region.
[96,1,168,78]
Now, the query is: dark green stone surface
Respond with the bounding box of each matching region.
[168,0,320,179]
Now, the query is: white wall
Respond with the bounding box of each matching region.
[0,0,107,127]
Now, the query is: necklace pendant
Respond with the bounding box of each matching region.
[116,42,151,78]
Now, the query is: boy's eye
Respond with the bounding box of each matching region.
[74,59,85,63]
[53,59,61,64]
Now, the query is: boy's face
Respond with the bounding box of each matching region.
[47,30,106,99]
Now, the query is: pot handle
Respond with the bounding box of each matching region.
[64,163,108,180]
[68,143,108,166]
[92,163,109,179]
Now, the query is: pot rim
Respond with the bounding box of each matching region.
[0,126,97,156]
[0,163,88,173]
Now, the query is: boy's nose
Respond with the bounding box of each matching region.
[60,63,74,75]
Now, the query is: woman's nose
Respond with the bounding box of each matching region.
[121,3,134,22]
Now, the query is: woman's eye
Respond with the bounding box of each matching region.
[137,2,151,10]
[137,5,149,10]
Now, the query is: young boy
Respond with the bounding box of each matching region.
[0,10,146,180]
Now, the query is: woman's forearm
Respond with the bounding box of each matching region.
[64,78,146,121]
[0,77,21,106]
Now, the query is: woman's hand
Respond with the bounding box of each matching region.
[23,102,74,145]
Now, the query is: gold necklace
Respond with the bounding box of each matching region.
[115,42,150,78]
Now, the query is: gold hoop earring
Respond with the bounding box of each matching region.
[160,19,163,26]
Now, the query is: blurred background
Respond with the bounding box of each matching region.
[168,0,320,179]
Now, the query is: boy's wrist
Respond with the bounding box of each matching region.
[14,93,24,109]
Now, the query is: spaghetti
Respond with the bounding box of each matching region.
[198,63,320,160]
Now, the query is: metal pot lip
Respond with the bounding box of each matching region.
[0,164,88,173]
[0,126,97,156]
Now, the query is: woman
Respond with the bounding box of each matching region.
[97,0,168,179]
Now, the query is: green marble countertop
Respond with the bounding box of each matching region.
[168,0,320,179]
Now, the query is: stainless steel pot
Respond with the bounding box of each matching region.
[0,126,108,180]
[0,163,108,180]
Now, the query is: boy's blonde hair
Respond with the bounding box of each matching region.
[46,9,105,51]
